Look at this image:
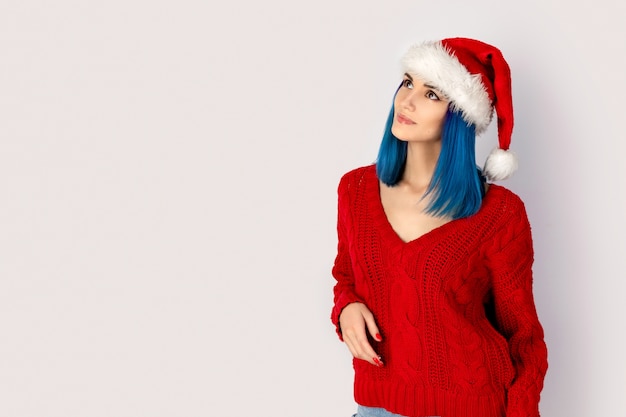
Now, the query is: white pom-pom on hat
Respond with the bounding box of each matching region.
[483,148,518,182]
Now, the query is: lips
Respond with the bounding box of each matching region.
[396,114,415,125]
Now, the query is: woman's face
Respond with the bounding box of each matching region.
[391,73,449,143]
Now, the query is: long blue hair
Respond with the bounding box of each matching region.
[375,96,485,220]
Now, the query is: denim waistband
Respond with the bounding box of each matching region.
[354,405,439,417]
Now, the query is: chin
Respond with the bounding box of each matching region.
[391,126,410,142]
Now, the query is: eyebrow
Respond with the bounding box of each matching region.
[404,73,440,91]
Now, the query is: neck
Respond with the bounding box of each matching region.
[401,141,441,191]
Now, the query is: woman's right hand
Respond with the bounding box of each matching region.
[339,302,383,367]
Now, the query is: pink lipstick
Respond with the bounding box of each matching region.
[396,114,415,125]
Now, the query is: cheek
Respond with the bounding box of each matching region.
[394,89,411,107]
[429,108,448,128]
[435,117,446,131]
[421,111,446,137]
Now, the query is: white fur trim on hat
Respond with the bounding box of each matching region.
[483,148,518,181]
[401,41,493,134]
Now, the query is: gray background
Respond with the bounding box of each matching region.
[1,0,624,416]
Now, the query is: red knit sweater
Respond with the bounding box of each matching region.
[331,165,548,417]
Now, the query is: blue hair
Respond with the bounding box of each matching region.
[376,102,484,220]
[375,100,407,184]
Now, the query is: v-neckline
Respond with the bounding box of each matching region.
[363,166,494,248]
[372,180,459,247]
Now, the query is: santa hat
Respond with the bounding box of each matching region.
[401,38,517,181]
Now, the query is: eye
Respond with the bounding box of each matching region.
[401,78,413,89]
[426,90,440,101]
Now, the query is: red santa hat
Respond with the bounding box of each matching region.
[401,37,517,181]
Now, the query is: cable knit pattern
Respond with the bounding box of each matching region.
[331,165,548,417]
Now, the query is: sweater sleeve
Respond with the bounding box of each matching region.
[330,173,364,340]
[487,197,548,417]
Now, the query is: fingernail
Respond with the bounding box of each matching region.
[375,333,382,341]
[373,357,384,367]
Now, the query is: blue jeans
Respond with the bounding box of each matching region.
[353,405,439,417]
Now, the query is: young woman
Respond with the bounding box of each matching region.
[331,38,548,417]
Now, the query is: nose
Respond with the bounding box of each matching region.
[397,89,417,111]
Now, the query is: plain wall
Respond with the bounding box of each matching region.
[1,0,624,416]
